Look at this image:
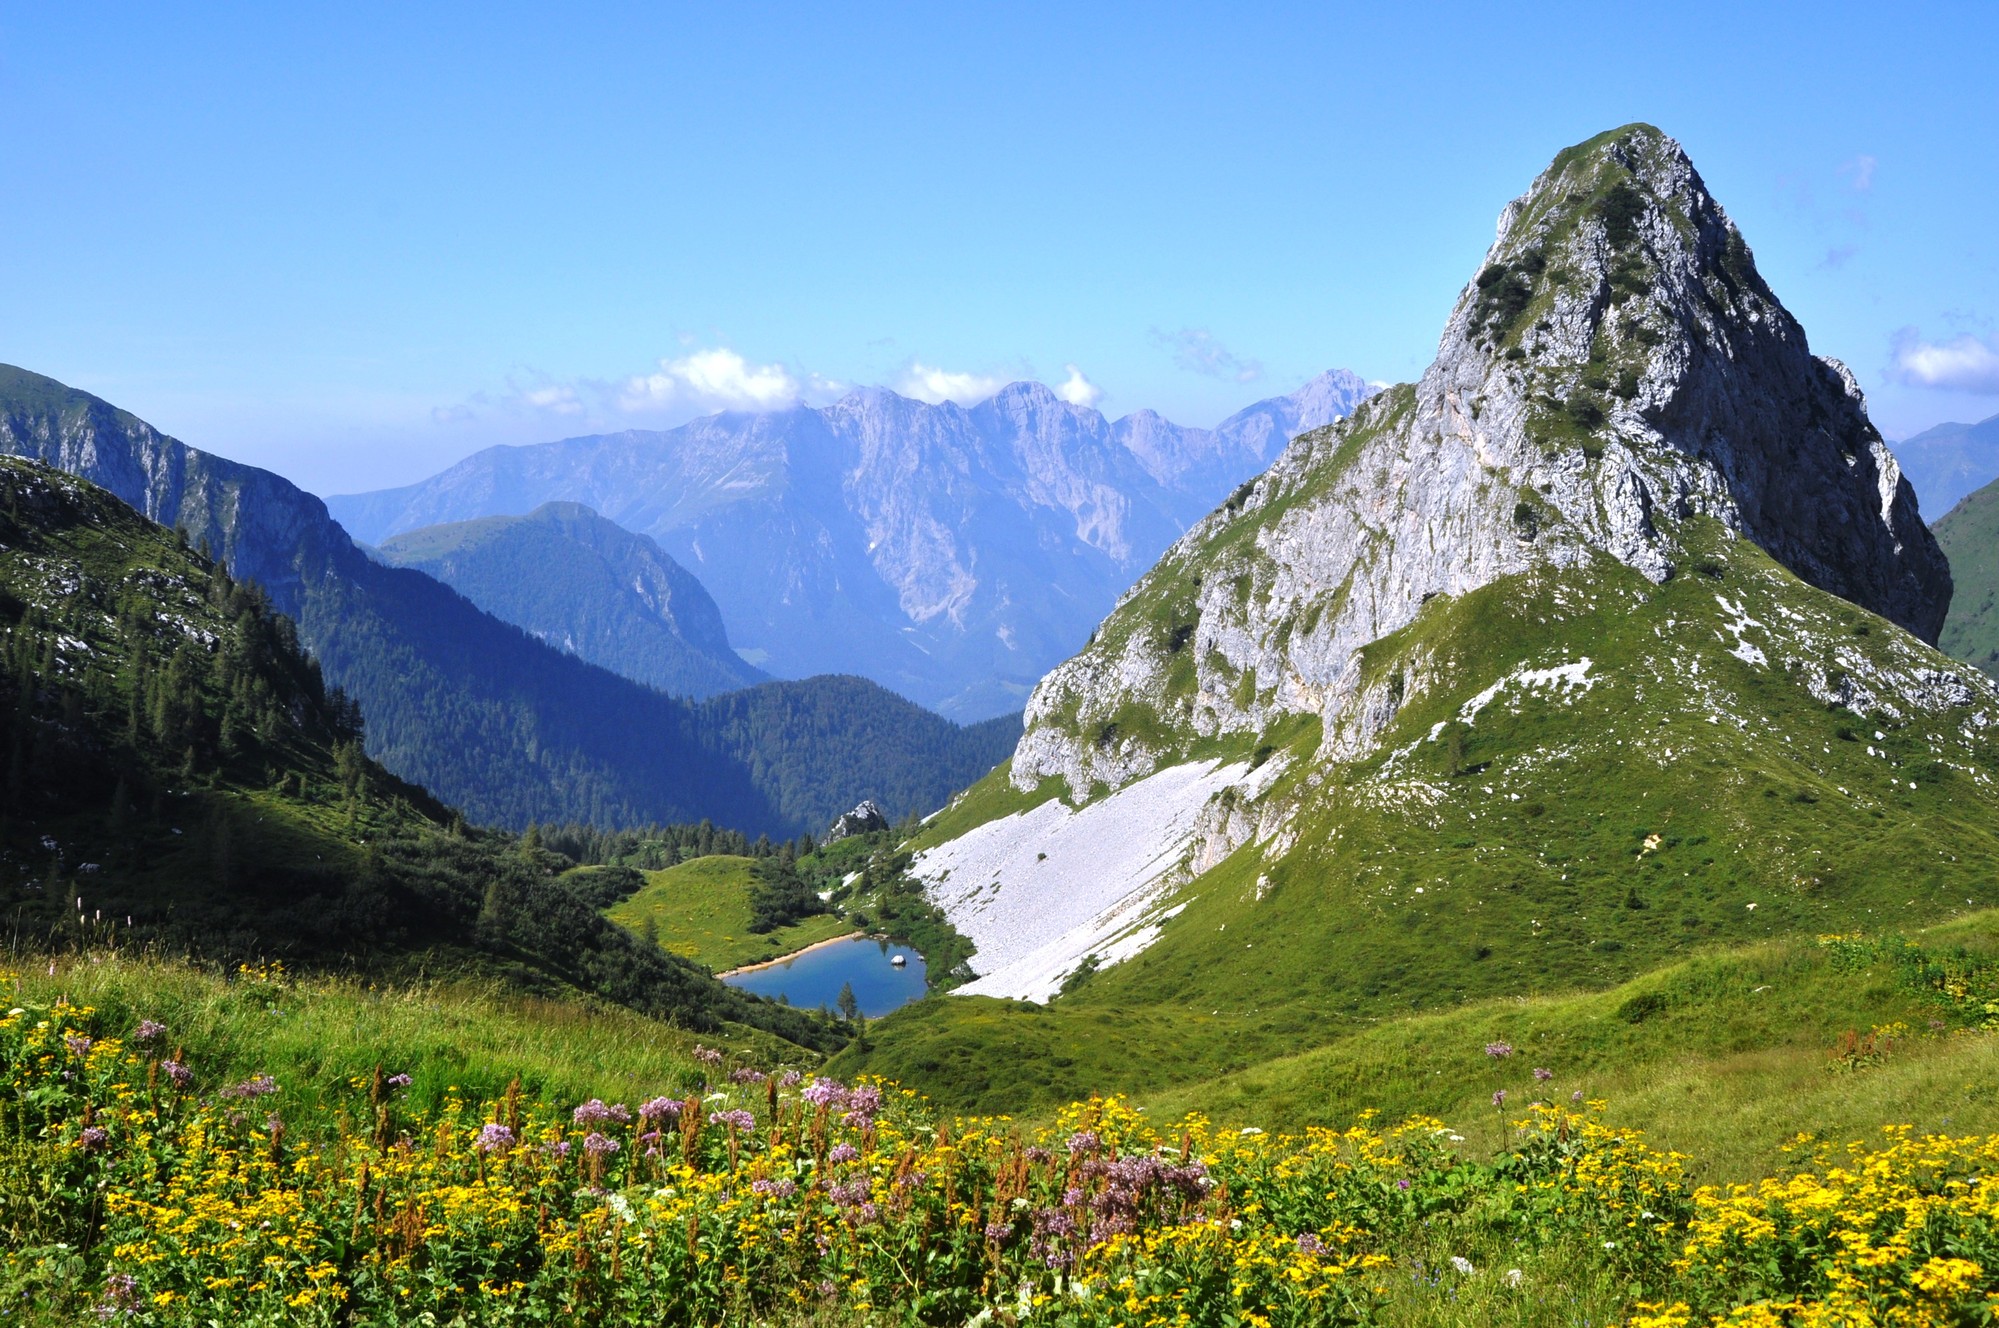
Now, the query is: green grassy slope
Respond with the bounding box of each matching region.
[844,531,1999,1112]
[1936,475,1999,678]
[8,951,788,1122]
[0,457,839,1053]
[607,854,855,971]
[1143,911,1999,1181]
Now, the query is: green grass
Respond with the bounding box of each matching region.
[842,913,1999,1181]
[607,855,855,971]
[853,537,1999,1123]
[0,949,808,1120]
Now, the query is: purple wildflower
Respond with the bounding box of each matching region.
[776,1070,802,1088]
[1571,1089,1585,1104]
[573,1098,631,1127]
[842,1083,883,1126]
[1296,1232,1328,1256]
[541,1140,572,1158]
[1492,1090,1508,1107]
[751,1177,799,1199]
[474,1123,516,1154]
[638,1096,682,1125]
[693,1045,725,1067]
[1533,1066,1554,1082]
[582,1132,620,1156]
[1484,1041,1514,1059]
[222,1074,278,1099]
[709,1108,755,1132]
[133,1019,166,1043]
[1066,1129,1101,1154]
[162,1059,192,1089]
[827,1142,859,1163]
[98,1272,141,1317]
[386,1072,413,1090]
[78,1126,110,1151]
[1397,1178,1412,1191]
[729,1067,768,1084]
[65,1035,93,1058]
[985,1219,1013,1242]
[828,1178,871,1206]
[802,1079,847,1108]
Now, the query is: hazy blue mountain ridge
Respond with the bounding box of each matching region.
[329,371,1376,719]
[376,501,765,698]
[1892,410,1999,519]
[0,364,1015,834]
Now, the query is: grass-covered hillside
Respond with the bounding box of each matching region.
[847,530,1999,1111]
[1937,473,1999,680]
[6,941,1997,1325]
[0,456,838,1052]
[606,854,855,971]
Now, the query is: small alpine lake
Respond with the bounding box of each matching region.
[720,934,928,1018]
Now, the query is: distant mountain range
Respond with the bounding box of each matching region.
[330,371,1377,720]
[0,365,1014,834]
[376,502,766,699]
[1892,410,1999,519]
[1936,470,1999,680]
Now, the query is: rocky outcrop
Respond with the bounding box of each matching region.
[329,374,1375,720]
[1012,125,1952,797]
[827,799,891,841]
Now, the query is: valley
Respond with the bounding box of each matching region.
[7,120,1999,1326]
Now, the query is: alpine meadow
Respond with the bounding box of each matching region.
[6,31,1999,1325]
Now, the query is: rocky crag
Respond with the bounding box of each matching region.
[845,127,1999,1108]
[1015,125,1948,796]
[331,372,1376,720]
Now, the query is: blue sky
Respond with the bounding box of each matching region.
[3,2,1995,497]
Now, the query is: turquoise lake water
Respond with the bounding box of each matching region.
[721,935,928,1018]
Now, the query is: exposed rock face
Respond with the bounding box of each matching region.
[329,374,1375,720]
[1013,125,1951,797]
[827,799,891,841]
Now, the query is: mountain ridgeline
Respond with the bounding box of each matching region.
[0,365,1014,836]
[842,125,1999,1115]
[1935,474,1999,680]
[0,456,839,1050]
[375,502,766,699]
[330,372,1377,720]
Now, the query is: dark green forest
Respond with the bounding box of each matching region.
[0,458,841,1051]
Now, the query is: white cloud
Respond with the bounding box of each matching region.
[1890,330,1999,395]
[1153,327,1263,383]
[621,347,806,413]
[522,383,584,415]
[1054,364,1102,408]
[897,362,1007,406]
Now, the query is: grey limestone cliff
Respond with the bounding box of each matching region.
[329,374,1375,721]
[1012,125,1950,796]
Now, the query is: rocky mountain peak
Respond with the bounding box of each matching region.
[1009,125,1956,797]
[1429,123,1945,636]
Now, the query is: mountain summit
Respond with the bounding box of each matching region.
[849,127,1996,1111]
[330,373,1374,719]
[1015,123,1950,794]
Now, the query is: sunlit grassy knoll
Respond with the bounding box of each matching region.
[842,911,1999,1181]
[1143,909,1999,1179]
[606,854,854,971]
[6,950,806,1120]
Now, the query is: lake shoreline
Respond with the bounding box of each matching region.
[716,929,867,978]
